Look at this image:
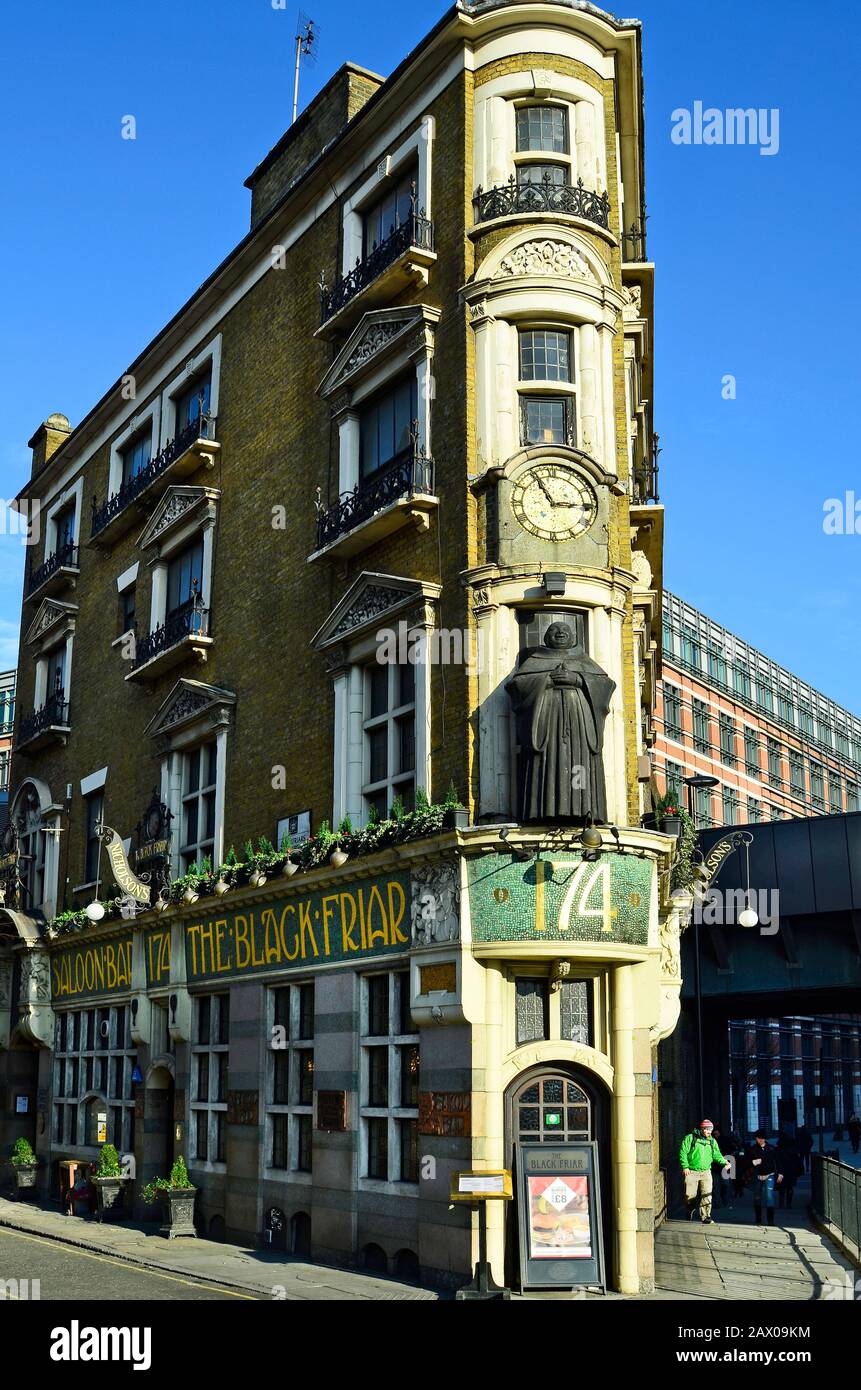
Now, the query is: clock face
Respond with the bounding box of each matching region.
[511,464,597,541]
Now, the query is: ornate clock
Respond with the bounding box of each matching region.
[511,463,597,541]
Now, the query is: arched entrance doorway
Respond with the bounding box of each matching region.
[503,1062,612,1288]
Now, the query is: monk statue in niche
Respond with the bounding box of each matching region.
[505,621,615,823]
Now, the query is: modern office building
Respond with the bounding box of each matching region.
[655,590,861,828]
[728,1015,861,1137]
[0,0,682,1294]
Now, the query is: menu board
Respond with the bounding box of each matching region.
[517,1143,604,1290]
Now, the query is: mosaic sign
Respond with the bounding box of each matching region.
[183,872,411,983]
[51,933,134,1001]
[467,853,652,945]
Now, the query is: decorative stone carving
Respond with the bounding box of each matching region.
[162,690,209,728]
[631,549,653,591]
[148,492,198,541]
[330,585,409,640]
[497,239,597,283]
[21,951,50,1002]
[621,284,643,316]
[345,322,403,371]
[16,948,54,1048]
[411,862,460,945]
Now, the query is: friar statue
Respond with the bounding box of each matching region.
[505,621,615,823]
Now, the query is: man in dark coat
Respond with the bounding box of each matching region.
[506,622,615,822]
[746,1131,784,1226]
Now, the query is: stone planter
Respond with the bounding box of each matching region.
[159,1187,197,1240]
[11,1163,38,1200]
[443,806,469,830]
[93,1175,127,1222]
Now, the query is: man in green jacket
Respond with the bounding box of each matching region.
[679,1119,731,1223]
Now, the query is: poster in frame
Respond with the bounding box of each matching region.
[516,1141,605,1291]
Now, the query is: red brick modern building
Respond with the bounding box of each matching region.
[655,591,861,828]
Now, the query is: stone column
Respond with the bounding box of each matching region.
[612,962,639,1294]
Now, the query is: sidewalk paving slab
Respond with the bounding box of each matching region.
[0,1197,439,1301]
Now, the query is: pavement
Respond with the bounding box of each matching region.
[655,1167,858,1300]
[0,1197,438,1301]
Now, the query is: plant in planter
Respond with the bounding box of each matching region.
[92,1143,127,1222]
[9,1137,38,1199]
[442,781,469,830]
[670,808,699,893]
[140,1155,197,1240]
[654,791,682,838]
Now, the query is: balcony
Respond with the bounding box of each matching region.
[126,596,212,683]
[318,211,436,333]
[472,175,611,231]
[17,689,70,752]
[26,540,79,600]
[310,443,437,561]
[89,415,220,547]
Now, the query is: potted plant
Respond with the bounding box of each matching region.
[442,783,469,830]
[9,1137,38,1199]
[92,1143,126,1222]
[140,1155,197,1239]
[655,791,681,838]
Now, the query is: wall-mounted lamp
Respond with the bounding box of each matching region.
[542,571,567,596]
[499,827,533,862]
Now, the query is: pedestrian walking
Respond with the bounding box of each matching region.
[796,1125,814,1173]
[679,1119,731,1225]
[848,1113,861,1155]
[775,1135,802,1209]
[747,1131,783,1226]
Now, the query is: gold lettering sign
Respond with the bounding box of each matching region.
[51,936,134,1001]
[184,873,411,982]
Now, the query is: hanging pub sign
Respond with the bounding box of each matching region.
[516,1143,605,1292]
[133,790,174,900]
[100,825,151,906]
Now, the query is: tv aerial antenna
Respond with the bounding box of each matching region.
[293,14,318,125]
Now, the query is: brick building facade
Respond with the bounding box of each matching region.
[0,1,682,1293]
[656,590,861,828]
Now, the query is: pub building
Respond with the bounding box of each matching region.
[0,0,680,1293]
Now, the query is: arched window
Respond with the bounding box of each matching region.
[513,1074,592,1145]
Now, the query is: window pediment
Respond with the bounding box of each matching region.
[25,599,77,648]
[318,306,440,402]
[143,677,235,742]
[312,571,441,651]
[137,486,220,552]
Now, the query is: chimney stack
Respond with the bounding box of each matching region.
[28,412,71,476]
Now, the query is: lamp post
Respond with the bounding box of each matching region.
[684,774,719,1121]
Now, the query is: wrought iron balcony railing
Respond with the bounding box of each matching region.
[320,211,435,324]
[90,414,216,539]
[472,174,611,229]
[18,689,70,746]
[621,219,648,262]
[26,540,79,596]
[315,444,435,551]
[131,597,209,671]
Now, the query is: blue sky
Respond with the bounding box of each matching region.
[1,0,858,706]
